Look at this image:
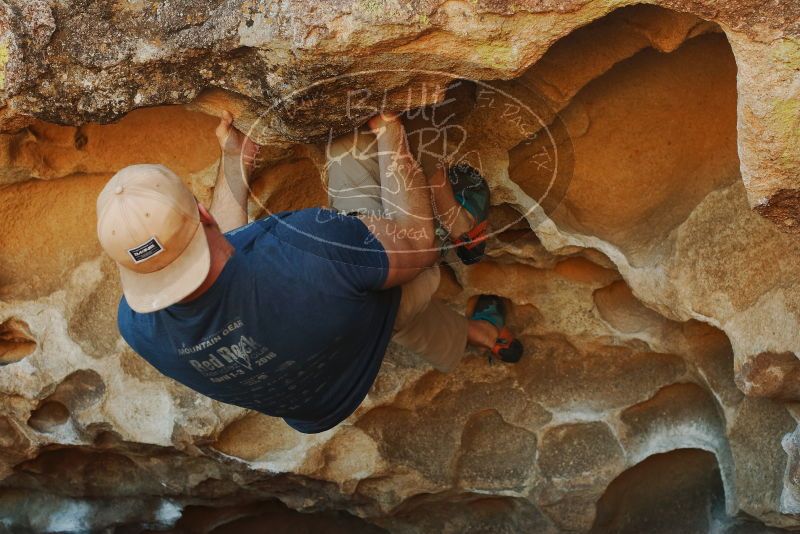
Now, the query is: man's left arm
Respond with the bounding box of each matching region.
[210,111,261,232]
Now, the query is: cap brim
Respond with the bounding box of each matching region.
[118,224,211,313]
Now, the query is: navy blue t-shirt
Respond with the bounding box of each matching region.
[118,208,401,433]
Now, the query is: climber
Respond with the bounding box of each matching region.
[96,110,523,434]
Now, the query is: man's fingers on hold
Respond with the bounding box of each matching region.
[216,111,234,138]
[215,124,230,140]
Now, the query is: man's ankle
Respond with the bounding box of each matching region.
[467,319,499,350]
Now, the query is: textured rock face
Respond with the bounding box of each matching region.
[0,1,798,532]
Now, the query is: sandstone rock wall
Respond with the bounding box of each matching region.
[0,1,798,532]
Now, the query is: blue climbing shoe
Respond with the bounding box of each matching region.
[446,163,490,265]
[470,294,524,364]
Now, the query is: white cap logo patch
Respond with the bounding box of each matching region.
[127,236,165,264]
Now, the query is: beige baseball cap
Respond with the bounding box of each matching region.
[96,164,211,313]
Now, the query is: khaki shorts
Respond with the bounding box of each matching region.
[326,130,469,372]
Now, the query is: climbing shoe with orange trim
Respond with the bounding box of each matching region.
[470,294,524,364]
[446,163,490,265]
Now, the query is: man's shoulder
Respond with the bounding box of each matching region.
[116,297,147,353]
[224,216,273,245]
[227,208,369,256]
[268,208,374,250]
[223,209,324,249]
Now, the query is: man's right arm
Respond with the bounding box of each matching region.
[210,111,261,233]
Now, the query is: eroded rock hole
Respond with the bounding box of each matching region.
[542,31,737,260]
[0,318,36,364]
[27,401,70,433]
[26,370,105,433]
[591,449,723,533]
[47,369,106,411]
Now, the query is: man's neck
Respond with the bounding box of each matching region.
[179,225,234,303]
